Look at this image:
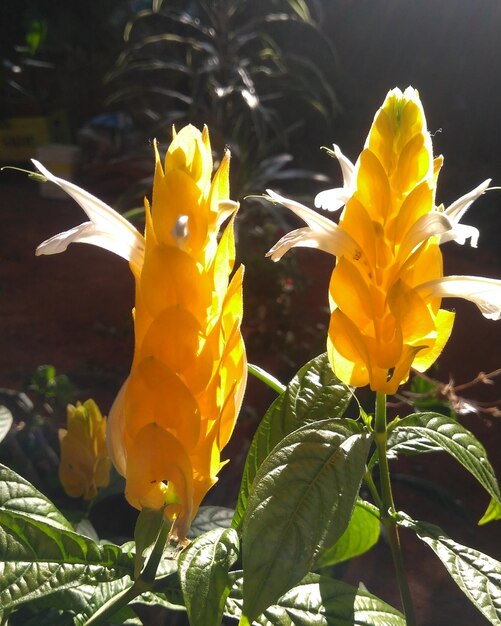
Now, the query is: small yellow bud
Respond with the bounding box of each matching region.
[59,399,111,500]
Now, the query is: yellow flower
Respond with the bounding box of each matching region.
[267,87,501,394]
[36,125,247,539]
[59,399,111,500]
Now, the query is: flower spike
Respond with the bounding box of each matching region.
[266,87,501,393]
[36,125,247,540]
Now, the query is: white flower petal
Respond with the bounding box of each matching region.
[266,189,338,234]
[33,160,145,271]
[266,227,339,261]
[398,212,452,259]
[440,223,480,247]
[417,275,501,320]
[439,179,491,247]
[216,199,239,229]
[314,144,355,211]
[314,187,351,212]
[265,189,361,261]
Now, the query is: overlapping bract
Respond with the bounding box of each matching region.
[36,125,247,539]
[267,87,501,393]
[59,399,111,500]
[108,127,247,539]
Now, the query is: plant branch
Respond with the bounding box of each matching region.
[374,391,416,626]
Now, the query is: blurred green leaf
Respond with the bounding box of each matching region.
[400,514,501,626]
[233,353,353,530]
[179,528,239,626]
[241,419,370,622]
[316,499,380,568]
[225,571,406,625]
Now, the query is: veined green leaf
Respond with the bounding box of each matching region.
[316,499,380,568]
[233,353,353,529]
[23,579,139,625]
[179,528,239,626]
[188,505,234,538]
[0,406,13,443]
[400,514,501,625]
[241,419,370,622]
[73,578,135,626]
[0,463,72,530]
[225,571,405,625]
[0,509,134,610]
[386,412,501,516]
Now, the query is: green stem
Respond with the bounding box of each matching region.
[141,517,170,583]
[83,581,146,626]
[83,518,170,626]
[374,392,416,626]
[364,469,383,509]
[247,363,285,394]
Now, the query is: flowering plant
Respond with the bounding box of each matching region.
[1,88,500,626]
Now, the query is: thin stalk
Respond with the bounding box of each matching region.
[363,469,383,509]
[83,581,146,626]
[83,518,169,626]
[374,392,416,626]
[248,363,286,394]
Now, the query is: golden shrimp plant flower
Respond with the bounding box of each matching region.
[36,125,247,539]
[267,87,501,394]
[59,399,111,500]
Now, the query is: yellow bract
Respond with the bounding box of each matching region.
[108,125,246,539]
[59,399,111,500]
[328,88,453,393]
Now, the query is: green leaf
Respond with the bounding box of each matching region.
[0,509,134,610]
[22,580,141,625]
[479,498,501,525]
[400,514,501,625]
[188,505,234,538]
[0,463,72,530]
[316,499,380,568]
[241,419,370,622]
[0,406,13,443]
[386,412,501,514]
[233,353,353,529]
[225,571,406,625]
[179,528,239,626]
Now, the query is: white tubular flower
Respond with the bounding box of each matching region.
[33,160,145,273]
[314,144,355,212]
[264,189,360,262]
[417,275,501,321]
[439,179,492,247]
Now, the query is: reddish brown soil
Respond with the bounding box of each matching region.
[1,175,500,625]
